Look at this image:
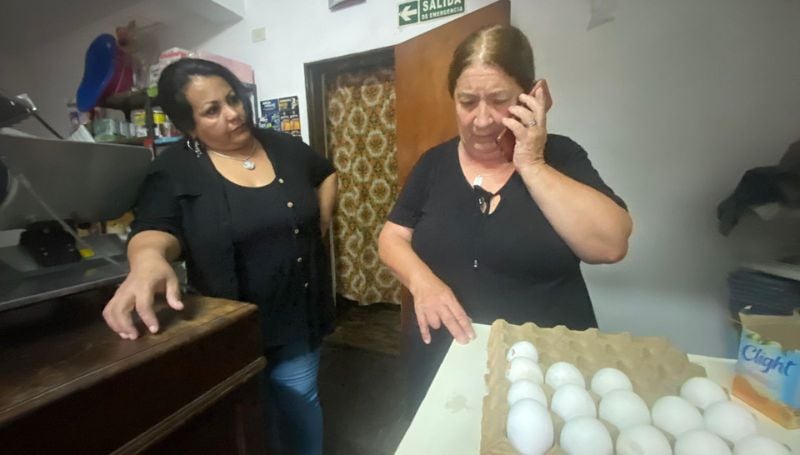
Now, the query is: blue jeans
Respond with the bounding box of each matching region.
[263,340,323,455]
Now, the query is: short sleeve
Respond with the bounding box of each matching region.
[128,162,185,247]
[387,150,437,228]
[288,135,335,186]
[547,136,627,210]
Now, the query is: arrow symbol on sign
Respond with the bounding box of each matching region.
[399,4,418,22]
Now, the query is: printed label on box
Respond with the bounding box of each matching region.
[737,329,800,407]
[733,310,800,429]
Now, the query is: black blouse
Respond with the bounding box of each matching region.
[129,129,336,347]
[388,135,626,330]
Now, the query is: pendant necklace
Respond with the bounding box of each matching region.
[209,139,258,170]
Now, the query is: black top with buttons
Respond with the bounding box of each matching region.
[388,135,627,330]
[129,129,336,347]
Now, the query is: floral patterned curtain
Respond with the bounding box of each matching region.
[326,68,402,305]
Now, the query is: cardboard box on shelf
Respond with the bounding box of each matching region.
[193,50,254,84]
[147,48,254,94]
[158,47,191,66]
[146,48,192,91]
[733,308,800,429]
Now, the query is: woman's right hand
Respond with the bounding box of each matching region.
[410,275,475,345]
[102,252,184,340]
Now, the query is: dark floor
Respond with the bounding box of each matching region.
[319,299,412,455]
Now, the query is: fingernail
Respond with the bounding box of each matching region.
[149,325,158,333]
[175,301,184,310]
[119,333,128,339]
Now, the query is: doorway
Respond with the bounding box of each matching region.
[306,48,403,307]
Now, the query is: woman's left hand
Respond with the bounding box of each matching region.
[502,84,549,170]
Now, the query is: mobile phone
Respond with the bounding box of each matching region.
[497,79,553,162]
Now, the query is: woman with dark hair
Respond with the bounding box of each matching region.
[102,58,337,454]
[378,25,633,412]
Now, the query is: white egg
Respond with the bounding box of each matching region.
[598,389,650,430]
[507,340,539,363]
[551,383,596,421]
[680,377,728,410]
[508,379,548,407]
[506,357,544,384]
[545,361,586,389]
[674,430,732,455]
[591,367,633,397]
[734,434,791,455]
[559,417,613,455]
[704,401,757,444]
[651,395,704,437]
[506,398,554,455]
[616,424,671,455]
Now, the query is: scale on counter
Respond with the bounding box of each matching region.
[0,133,151,312]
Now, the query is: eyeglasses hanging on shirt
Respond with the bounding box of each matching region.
[471,179,501,271]
[472,175,500,216]
[473,184,500,216]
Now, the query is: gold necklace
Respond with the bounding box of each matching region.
[209,139,258,170]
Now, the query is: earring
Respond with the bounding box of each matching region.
[186,137,203,157]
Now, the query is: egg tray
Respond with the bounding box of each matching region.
[481,319,707,454]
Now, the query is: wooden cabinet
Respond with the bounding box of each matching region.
[0,289,267,454]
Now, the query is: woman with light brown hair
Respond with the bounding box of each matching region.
[379,25,632,412]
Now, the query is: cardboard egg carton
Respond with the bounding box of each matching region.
[481,319,707,454]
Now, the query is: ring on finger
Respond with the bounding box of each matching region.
[526,119,538,127]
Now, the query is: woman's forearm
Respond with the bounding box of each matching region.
[378,223,438,293]
[517,163,632,264]
[127,230,182,267]
[379,221,475,344]
[317,173,338,236]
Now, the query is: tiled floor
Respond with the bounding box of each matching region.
[319,302,412,455]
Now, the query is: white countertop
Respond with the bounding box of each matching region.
[395,324,800,454]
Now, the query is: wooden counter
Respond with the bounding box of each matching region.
[0,288,267,454]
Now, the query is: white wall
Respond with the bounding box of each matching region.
[514,0,800,356]
[0,49,27,94]
[1,48,38,246]
[6,0,800,356]
[189,0,498,139]
[0,48,51,137]
[2,0,496,137]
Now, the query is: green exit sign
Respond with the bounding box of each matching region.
[398,0,465,26]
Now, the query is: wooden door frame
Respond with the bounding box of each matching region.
[304,46,395,158]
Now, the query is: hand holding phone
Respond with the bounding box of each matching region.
[497,79,553,162]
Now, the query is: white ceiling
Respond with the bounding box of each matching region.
[0,0,241,56]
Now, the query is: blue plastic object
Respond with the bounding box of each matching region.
[76,34,117,112]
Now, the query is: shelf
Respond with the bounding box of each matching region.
[99,90,149,113]
[740,260,800,282]
[155,136,184,145]
[96,136,147,146]
[97,136,182,146]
